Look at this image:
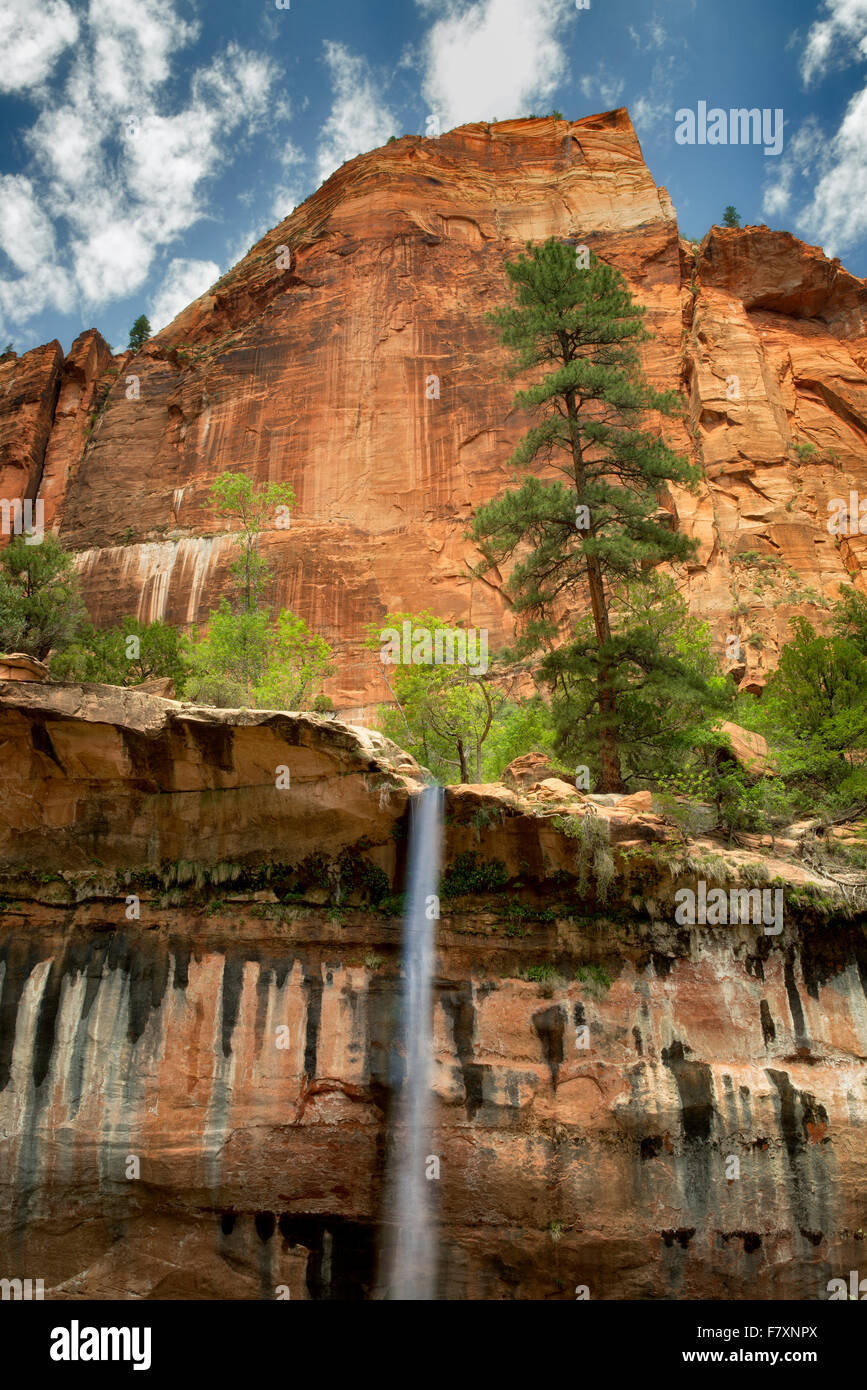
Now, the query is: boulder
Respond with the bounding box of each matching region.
[716,721,774,776]
[0,653,50,682]
[502,753,565,791]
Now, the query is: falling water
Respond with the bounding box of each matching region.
[386,784,443,1300]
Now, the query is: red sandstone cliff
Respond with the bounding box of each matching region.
[1,110,866,711]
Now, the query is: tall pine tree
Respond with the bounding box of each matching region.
[471,239,700,790]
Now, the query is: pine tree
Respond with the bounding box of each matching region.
[0,534,84,660]
[471,238,700,790]
[722,206,741,228]
[127,315,151,352]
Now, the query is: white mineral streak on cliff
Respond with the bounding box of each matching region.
[73,535,237,625]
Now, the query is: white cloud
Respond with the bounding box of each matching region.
[315,42,398,185]
[629,49,680,140]
[280,139,305,170]
[628,17,669,51]
[795,88,867,254]
[761,118,825,220]
[0,0,281,336]
[579,65,625,110]
[631,93,670,136]
[765,2,867,256]
[801,0,867,86]
[271,182,306,222]
[149,257,220,331]
[0,0,79,94]
[418,0,575,130]
[0,175,75,327]
[0,176,58,275]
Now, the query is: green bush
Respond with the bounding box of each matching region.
[441,851,509,898]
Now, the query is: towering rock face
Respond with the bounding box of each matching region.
[38,330,117,534]
[0,686,865,1299]
[1,110,865,710]
[0,341,63,511]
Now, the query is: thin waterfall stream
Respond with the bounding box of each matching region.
[385,784,443,1300]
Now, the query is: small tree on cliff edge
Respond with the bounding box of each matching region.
[127,315,151,352]
[471,239,700,791]
[723,206,741,228]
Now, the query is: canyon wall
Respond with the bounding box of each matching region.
[0,685,864,1299]
[1,111,865,711]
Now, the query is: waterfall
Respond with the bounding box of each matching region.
[386,784,443,1300]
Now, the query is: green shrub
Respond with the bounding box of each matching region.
[441,851,509,897]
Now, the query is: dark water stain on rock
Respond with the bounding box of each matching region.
[68,938,113,1113]
[641,1135,664,1160]
[365,971,400,1092]
[126,937,171,1046]
[185,722,235,774]
[442,983,482,1117]
[253,952,294,1057]
[220,953,245,1058]
[0,937,40,1091]
[32,953,67,1089]
[302,962,323,1078]
[29,717,64,770]
[661,1228,695,1249]
[760,999,776,1047]
[277,1214,375,1300]
[532,1004,565,1087]
[662,1040,714,1144]
[800,925,866,1003]
[783,956,809,1050]
[767,1069,802,1163]
[172,948,190,991]
[662,1039,715,1214]
[745,955,765,982]
[719,1229,762,1254]
[121,728,176,789]
[254,1210,276,1241]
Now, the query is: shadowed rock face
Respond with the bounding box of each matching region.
[0,686,865,1300]
[0,111,865,711]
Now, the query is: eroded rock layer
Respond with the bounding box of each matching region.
[0,687,864,1299]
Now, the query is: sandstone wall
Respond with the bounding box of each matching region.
[0,112,863,710]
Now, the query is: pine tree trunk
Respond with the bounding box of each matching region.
[565,376,624,792]
[587,557,624,792]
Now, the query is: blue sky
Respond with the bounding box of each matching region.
[1,0,865,356]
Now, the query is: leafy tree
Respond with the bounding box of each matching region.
[832,583,867,657]
[480,695,557,781]
[209,471,296,615]
[769,618,867,744]
[51,616,191,688]
[367,610,496,783]
[187,474,329,710]
[186,601,333,710]
[254,610,335,710]
[185,604,268,707]
[127,315,152,352]
[471,238,700,789]
[711,763,790,842]
[747,616,867,815]
[722,206,741,228]
[0,535,84,660]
